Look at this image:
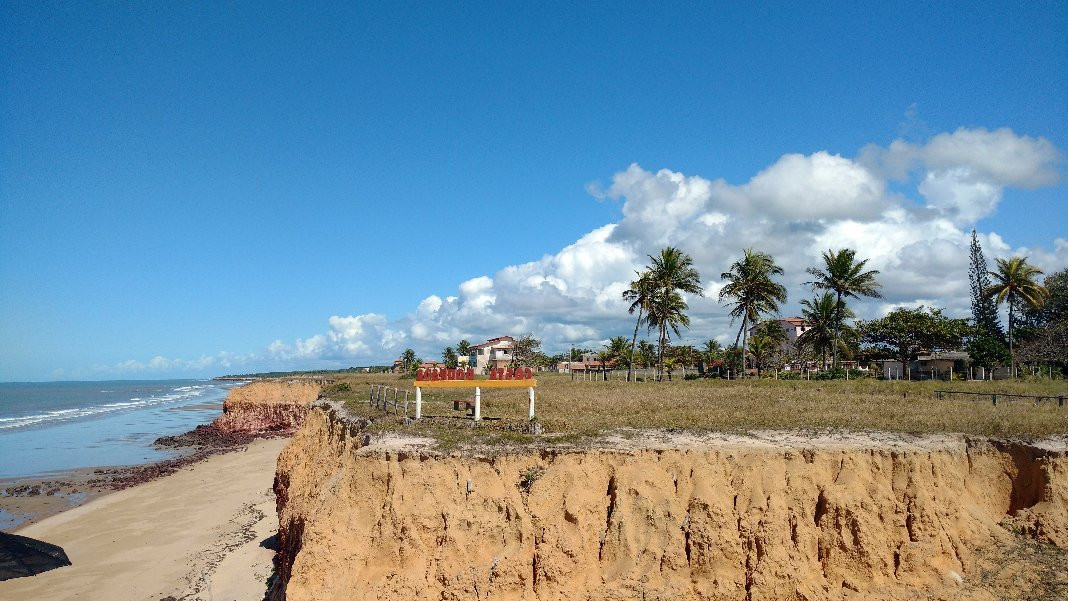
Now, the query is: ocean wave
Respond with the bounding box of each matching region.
[0,385,220,431]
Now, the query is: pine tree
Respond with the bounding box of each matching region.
[969,230,1004,339]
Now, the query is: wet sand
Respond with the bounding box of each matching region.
[1,424,265,530]
[0,436,287,601]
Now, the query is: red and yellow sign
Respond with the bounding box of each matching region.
[414,366,537,388]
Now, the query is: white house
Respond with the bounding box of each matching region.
[747,317,811,352]
[471,336,514,374]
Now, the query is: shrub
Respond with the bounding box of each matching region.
[518,466,544,492]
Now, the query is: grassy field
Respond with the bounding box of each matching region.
[320,372,1068,449]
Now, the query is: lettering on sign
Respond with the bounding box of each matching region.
[488,367,533,380]
[414,367,535,381]
[416,367,475,381]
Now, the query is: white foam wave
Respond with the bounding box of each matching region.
[0,385,220,431]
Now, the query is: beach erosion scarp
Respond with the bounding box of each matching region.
[213,379,322,434]
[267,402,1068,600]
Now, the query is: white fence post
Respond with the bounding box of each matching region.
[528,386,535,420]
[415,387,422,419]
[474,387,481,422]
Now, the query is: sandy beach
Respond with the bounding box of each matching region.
[0,436,287,601]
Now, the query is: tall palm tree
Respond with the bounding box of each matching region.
[985,256,1049,375]
[718,249,787,377]
[645,247,704,381]
[798,292,855,370]
[805,249,881,369]
[622,271,655,382]
[645,288,691,381]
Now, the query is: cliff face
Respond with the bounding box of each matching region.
[212,380,321,434]
[270,406,1068,601]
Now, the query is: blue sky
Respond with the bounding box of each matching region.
[1,2,1065,381]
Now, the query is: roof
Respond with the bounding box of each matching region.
[472,336,515,348]
[916,352,971,361]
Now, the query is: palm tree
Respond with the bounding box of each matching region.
[798,292,854,370]
[596,349,612,380]
[755,320,788,347]
[637,340,656,370]
[718,249,787,377]
[442,346,458,369]
[805,249,881,370]
[645,247,704,381]
[606,336,631,367]
[663,355,678,380]
[456,339,472,365]
[701,339,723,376]
[673,344,697,376]
[747,335,774,377]
[401,348,417,371]
[622,271,655,382]
[985,256,1049,375]
[645,288,692,381]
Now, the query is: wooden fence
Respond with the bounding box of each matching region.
[934,390,1066,407]
[369,384,411,415]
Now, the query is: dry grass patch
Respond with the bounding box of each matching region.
[322,372,1068,449]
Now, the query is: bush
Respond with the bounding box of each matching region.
[518,466,544,492]
[808,367,871,380]
[322,381,352,396]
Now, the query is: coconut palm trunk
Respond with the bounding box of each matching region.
[653,324,662,380]
[833,290,842,370]
[738,317,748,378]
[1008,302,1015,377]
[628,307,642,382]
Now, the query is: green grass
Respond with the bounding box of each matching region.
[322,372,1068,450]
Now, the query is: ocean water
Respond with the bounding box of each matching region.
[0,379,240,479]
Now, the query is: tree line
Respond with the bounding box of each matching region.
[618,237,1060,381]
[394,237,1062,381]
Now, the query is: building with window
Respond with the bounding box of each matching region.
[471,336,514,374]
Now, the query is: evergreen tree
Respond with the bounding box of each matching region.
[968,230,1004,339]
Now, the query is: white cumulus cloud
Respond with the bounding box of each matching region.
[253,127,1065,367]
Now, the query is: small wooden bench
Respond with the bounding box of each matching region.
[452,399,475,415]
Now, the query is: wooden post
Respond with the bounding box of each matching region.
[474,387,481,421]
[528,386,535,420]
[415,387,422,419]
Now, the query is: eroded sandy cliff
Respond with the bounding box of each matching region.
[270,405,1068,600]
[212,380,321,434]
